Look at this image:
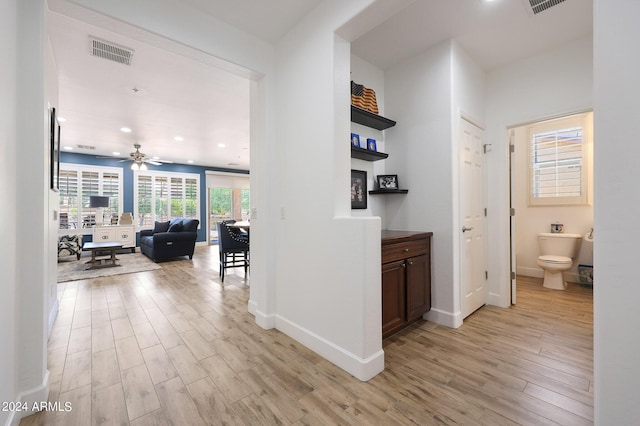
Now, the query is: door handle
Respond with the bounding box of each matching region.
[462,226,474,232]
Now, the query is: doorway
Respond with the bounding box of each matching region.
[508,111,594,300]
[207,176,251,245]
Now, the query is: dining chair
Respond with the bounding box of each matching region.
[216,221,249,283]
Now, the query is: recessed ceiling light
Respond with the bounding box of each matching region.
[218,143,226,148]
[187,160,194,164]
[120,127,131,133]
[57,117,66,122]
[174,136,184,142]
[63,146,73,151]
[112,152,120,156]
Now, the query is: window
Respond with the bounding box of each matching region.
[134,171,200,228]
[59,164,123,231]
[528,113,591,206]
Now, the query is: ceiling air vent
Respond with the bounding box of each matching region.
[523,0,566,15]
[89,36,134,66]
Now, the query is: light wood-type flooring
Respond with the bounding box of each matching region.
[22,247,593,425]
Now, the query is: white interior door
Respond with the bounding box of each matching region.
[509,129,517,304]
[460,118,487,319]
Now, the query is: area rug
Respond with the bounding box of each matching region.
[57,252,161,283]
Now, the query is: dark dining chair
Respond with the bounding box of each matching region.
[216,221,249,283]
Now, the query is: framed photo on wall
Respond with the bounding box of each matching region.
[377,174,398,190]
[351,169,367,209]
[49,107,60,191]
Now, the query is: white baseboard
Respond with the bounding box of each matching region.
[517,266,543,278]
[247,299,257,315]
[9,370,50,425]
[254,309,275,330]
[275,315,384,381]
[48,298,59,338]
[425,308,463,328]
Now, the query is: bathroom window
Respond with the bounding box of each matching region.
[528,112,592,206]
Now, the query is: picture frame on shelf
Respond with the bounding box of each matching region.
[366,138,377,151]
[351,133,361,148]
[351,169,367,209]
[377,174,398,190]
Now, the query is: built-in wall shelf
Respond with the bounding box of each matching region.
[351,146,389,162]
[369,189,409,195]
[351,106,396,130]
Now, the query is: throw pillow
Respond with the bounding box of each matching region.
[153,221,170,234]
[182,219,199,232]
[168,221,183,232]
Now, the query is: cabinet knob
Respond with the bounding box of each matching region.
[408,261,413,266]
[402,263,406,268]
[403,248,409,252]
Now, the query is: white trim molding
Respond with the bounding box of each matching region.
[275,315,384,382]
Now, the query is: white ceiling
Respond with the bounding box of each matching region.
[47,0,592,171]
[351,0,593,71]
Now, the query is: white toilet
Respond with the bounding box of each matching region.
[537,233,583,290]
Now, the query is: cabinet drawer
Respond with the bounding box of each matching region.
[382,239,428,263]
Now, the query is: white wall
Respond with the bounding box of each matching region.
[45,17,60,337]
[272,0,384,381]
[384,41,456,325]
[513,119,594,282]
[11,1,51,423]
[485,36,593,307]
[350,54,386,225]
[0,1,18,424]
[594,1,640,422]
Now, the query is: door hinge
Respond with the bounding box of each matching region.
[484,208,487,217]
[510,144,515,153]
[511,271,516,280]
[510,208,515,216]
[485,271,488,280]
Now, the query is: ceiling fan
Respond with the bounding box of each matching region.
[100,144,172,170]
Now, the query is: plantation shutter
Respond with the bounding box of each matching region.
[531,125,583,200]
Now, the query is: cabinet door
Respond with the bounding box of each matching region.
[382,259,406,338]
[93,227,113,243]
[406,254,430,321]
[116,226,135,247]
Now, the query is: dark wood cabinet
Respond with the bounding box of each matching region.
[381,230,432,338]
[381,259,406,337]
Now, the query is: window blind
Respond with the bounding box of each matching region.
[531,126,583,198]
[134,171,200,228]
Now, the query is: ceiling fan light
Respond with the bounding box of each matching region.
[140,163,148,171]
[131,162,139,171]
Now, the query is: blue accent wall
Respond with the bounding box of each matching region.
[60,152,249,243]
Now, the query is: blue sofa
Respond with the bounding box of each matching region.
[139,218,199,262]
